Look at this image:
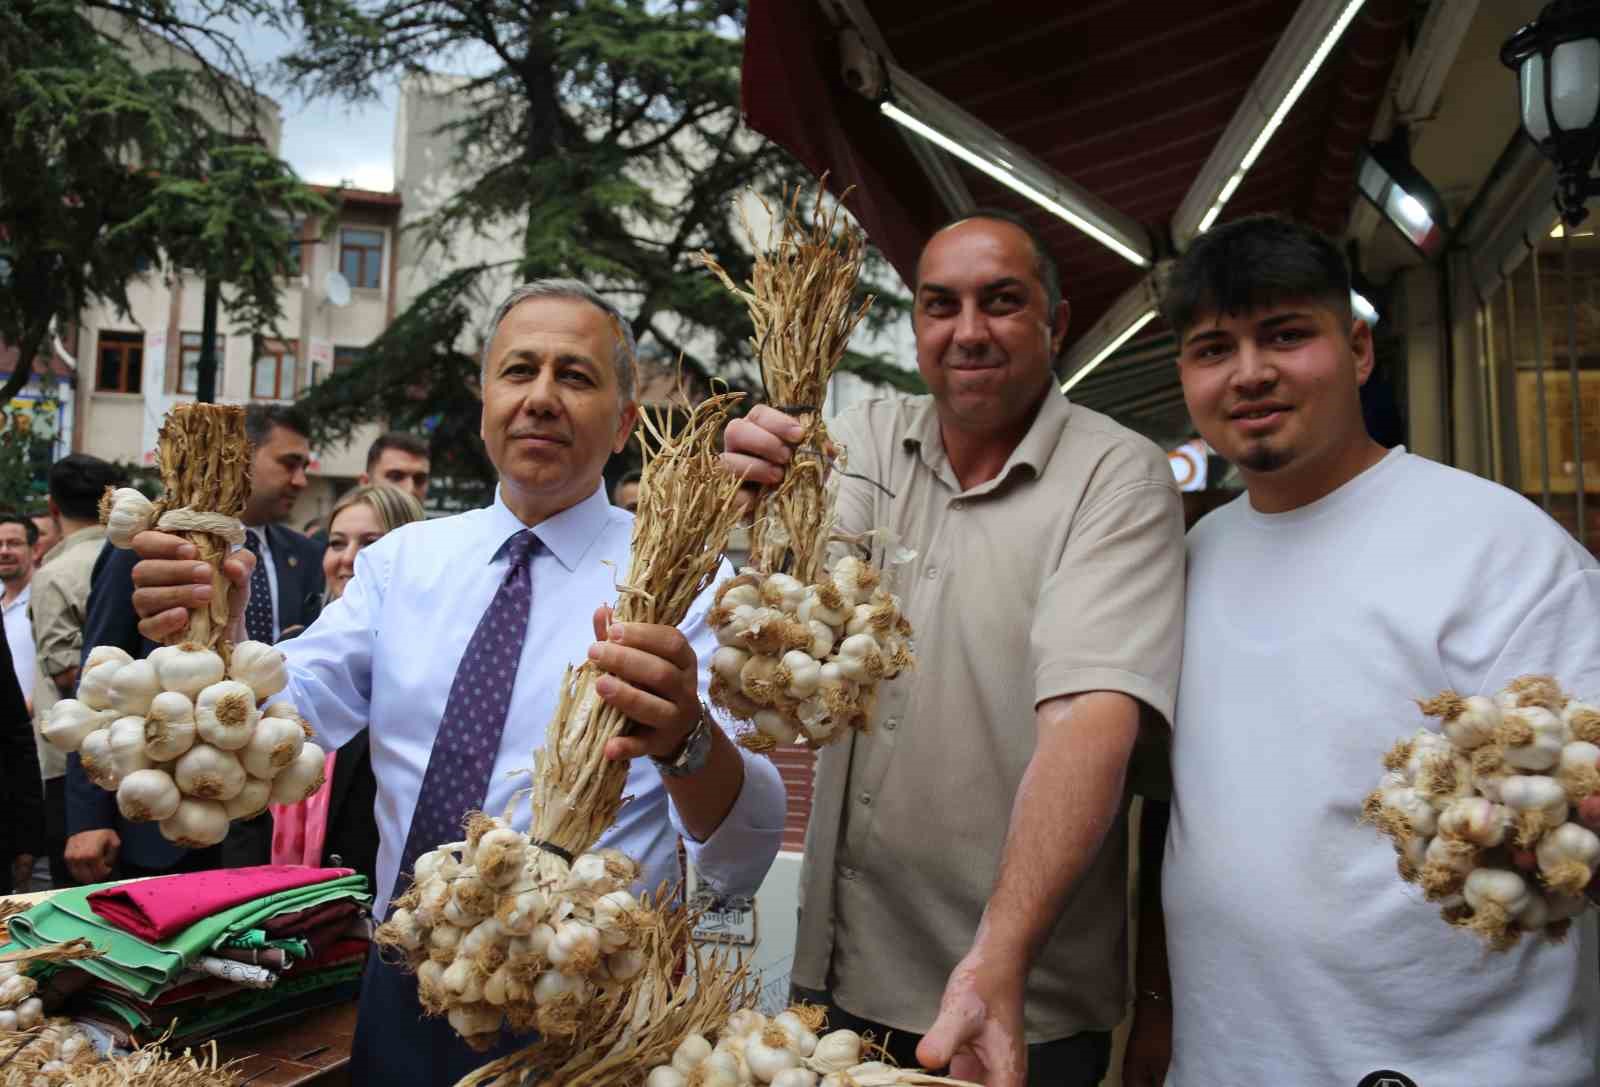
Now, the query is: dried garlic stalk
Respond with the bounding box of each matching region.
[696,185,872,583]
[528,391,746,865]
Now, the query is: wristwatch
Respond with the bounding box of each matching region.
[653,705,715,778]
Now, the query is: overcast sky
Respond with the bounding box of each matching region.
[229,19,400,192]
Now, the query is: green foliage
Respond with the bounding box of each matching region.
[0,399,64,514]
[289,0,912,485]
[0,0,328,404]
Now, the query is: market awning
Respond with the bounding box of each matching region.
[742,0,1411,440]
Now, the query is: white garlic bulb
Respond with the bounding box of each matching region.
[153,644,226,699]
[195,679,260,751]
[109,658,161,717]
[41,699,114,753]
[103,487,156,549]
[228,640,289,701]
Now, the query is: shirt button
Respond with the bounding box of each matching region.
[883,717,899,731]
[952,500,965,511]
[925,566,938,580]
[859,792,872,807]
[840,866,858,881]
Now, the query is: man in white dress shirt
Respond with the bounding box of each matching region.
[127,279,786,1083]
[0,515,37,712]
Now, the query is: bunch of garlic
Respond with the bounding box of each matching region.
[43,640,326,848]
[0,963,43,1035]
[707,555,914,749]
[376,816,653,1052]
[646,1009,866,1087]
[1366,675,1600,948]
[0,1018,100,1084]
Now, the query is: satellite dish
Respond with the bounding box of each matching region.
[323,270,352,308]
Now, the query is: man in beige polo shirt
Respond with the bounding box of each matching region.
[29,454,123,887]
[724,210,1184,1086]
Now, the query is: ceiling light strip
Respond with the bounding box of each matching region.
[1187,0,1369,237]
[880,101,1151,268]
[1061,309,1159,394]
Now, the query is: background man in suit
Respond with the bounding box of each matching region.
[64,404,325,882]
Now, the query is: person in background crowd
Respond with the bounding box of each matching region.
[724,209,1184,1086]
[271,482,425,890]
[123,278,785,1083]
[30,513,60,568]
[359,431,431,503]
[302,516,325,538]
[0,624,41,895]
[65,404,325,883]
[29,454,126,889]
[1124,215,1600,1087]
[0,514,38,714]
[611,468,641,512]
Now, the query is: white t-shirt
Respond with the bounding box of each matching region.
[1166,448,1600,1087]
[2,583,33,709]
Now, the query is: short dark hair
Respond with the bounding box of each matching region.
[365,431,429,471]
[48,454,126,521]
[925,207,1063,314]
[0,513,38,547]
[1162,214,1352,340]
[244,403,311,448]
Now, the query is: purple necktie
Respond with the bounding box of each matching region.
[393,529,538,900]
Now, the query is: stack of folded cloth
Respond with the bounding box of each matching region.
[6,865,370,1047]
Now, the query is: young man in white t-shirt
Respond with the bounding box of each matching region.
[1124,215,1600,1087]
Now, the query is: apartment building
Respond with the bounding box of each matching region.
[70,185,402,529]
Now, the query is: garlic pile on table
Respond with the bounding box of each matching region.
[646,1007,973,1087]
[1366,674,1600,948]
[645,1008,857,1087]
[0,1018,100,1084]
[0,963,43,1036]
[376,815,656,1052]
[43,639,325,848]
[707,555,913,750]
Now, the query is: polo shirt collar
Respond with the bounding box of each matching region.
[900,388,1074,493]
[489,483,611,572]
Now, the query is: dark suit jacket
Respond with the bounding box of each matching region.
[0,624,43,889]
[67,524,324,871]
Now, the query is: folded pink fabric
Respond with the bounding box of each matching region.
[269,750,338,867]
[87,864,353,942]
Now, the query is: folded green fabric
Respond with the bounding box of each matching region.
[85,961,365,1038]
[6,877,368,1000]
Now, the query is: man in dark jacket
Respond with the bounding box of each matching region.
[0,625,42,893]
[64,404,325,883]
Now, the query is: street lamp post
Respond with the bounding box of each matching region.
[1503,0,1600,227]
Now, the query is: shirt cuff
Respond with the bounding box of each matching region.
[39,646,80,676]
[670,748,786,899]
[1035,664,1175,730]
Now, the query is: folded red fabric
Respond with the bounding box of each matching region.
[87,865,354,943]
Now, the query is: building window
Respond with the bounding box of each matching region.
[252,339,299,400]
[332,346,362,373]
[339,228,384,289]
[177,332,225,395]
[97,331,143,393]
[284,219,309,277]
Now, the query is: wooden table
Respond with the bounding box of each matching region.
[217,1001,357,1086]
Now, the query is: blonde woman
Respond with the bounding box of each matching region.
[271,484,425,882]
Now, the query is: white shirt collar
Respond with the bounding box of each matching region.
[489,484,614,573]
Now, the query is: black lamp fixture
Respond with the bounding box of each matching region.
[1356,128,1449,259]
[1503,0,1600,227]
